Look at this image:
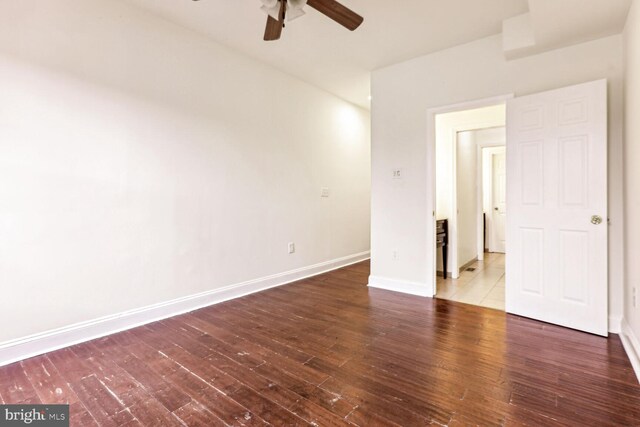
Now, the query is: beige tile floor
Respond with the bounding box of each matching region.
[435,252,505,310]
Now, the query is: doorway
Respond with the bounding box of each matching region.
[433,116,507,310]
[427,80,608,336]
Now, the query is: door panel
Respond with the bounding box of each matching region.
[558,230,588,304]
[559,136,589,207]
[519,142,543,206]
[520,227,543,295]
[506,79,608,336]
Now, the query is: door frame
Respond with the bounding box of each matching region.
[427,94,513,296]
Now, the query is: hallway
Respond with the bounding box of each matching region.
[436,252,505,310]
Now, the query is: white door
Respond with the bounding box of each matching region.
[491,152,507,253]
[506,79,608,336]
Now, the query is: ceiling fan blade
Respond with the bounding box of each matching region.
[264,15,283,40]
[264,0,285,41]
[307,0,363,31]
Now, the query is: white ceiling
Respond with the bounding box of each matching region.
[529,0,632,52]
[503,0,632,58]
[127,0,631,109]
[127,0,529,108]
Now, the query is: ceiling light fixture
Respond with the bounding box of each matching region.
[260,0,282,20]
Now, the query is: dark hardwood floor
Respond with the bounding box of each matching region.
[1,260,639,426]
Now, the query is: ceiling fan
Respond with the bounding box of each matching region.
[261,0,364,41]
[191,0,363,41]
[260,0,363,41]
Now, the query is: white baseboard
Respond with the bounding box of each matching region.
[367,275,432,297]
[609,315,623,334]
[620,319,640,383]
[0,251,370,368]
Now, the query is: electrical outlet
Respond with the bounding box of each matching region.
[321,187,330,198]
[288,242,295,254]
[392,169,403,180]
[392,249,399,261]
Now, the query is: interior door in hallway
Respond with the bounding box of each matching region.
[492,151,506,253]
[506,79,608,336]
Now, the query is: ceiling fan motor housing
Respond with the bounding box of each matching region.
[261,0,307,21]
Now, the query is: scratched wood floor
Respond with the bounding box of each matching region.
[1,260,640,426]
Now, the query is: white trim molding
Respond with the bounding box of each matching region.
[620,319,640,382]
[368,275,432,297]
[609,315,623,334]
[0,251,370,368]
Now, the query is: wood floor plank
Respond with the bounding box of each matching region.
[164,366,266,427]
[147,346,268,426]
[320,376,436,426]
[68,401,100,427]
[172,401,227,427]
[21,355,79,405]
[253,362,355,417]
[228,385,310,426]
[116,353,192,413]
[0,361,40,404]
[74,375,136,426]
[1,259,639,426]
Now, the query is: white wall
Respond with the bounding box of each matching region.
[624,0,640,358]
[370,33,624,326]
[456,131,478,268]
[435,106,506,224]
[0,0,371,345]
[475,127,506,149]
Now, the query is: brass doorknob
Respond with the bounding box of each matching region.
[591,215,603,225]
